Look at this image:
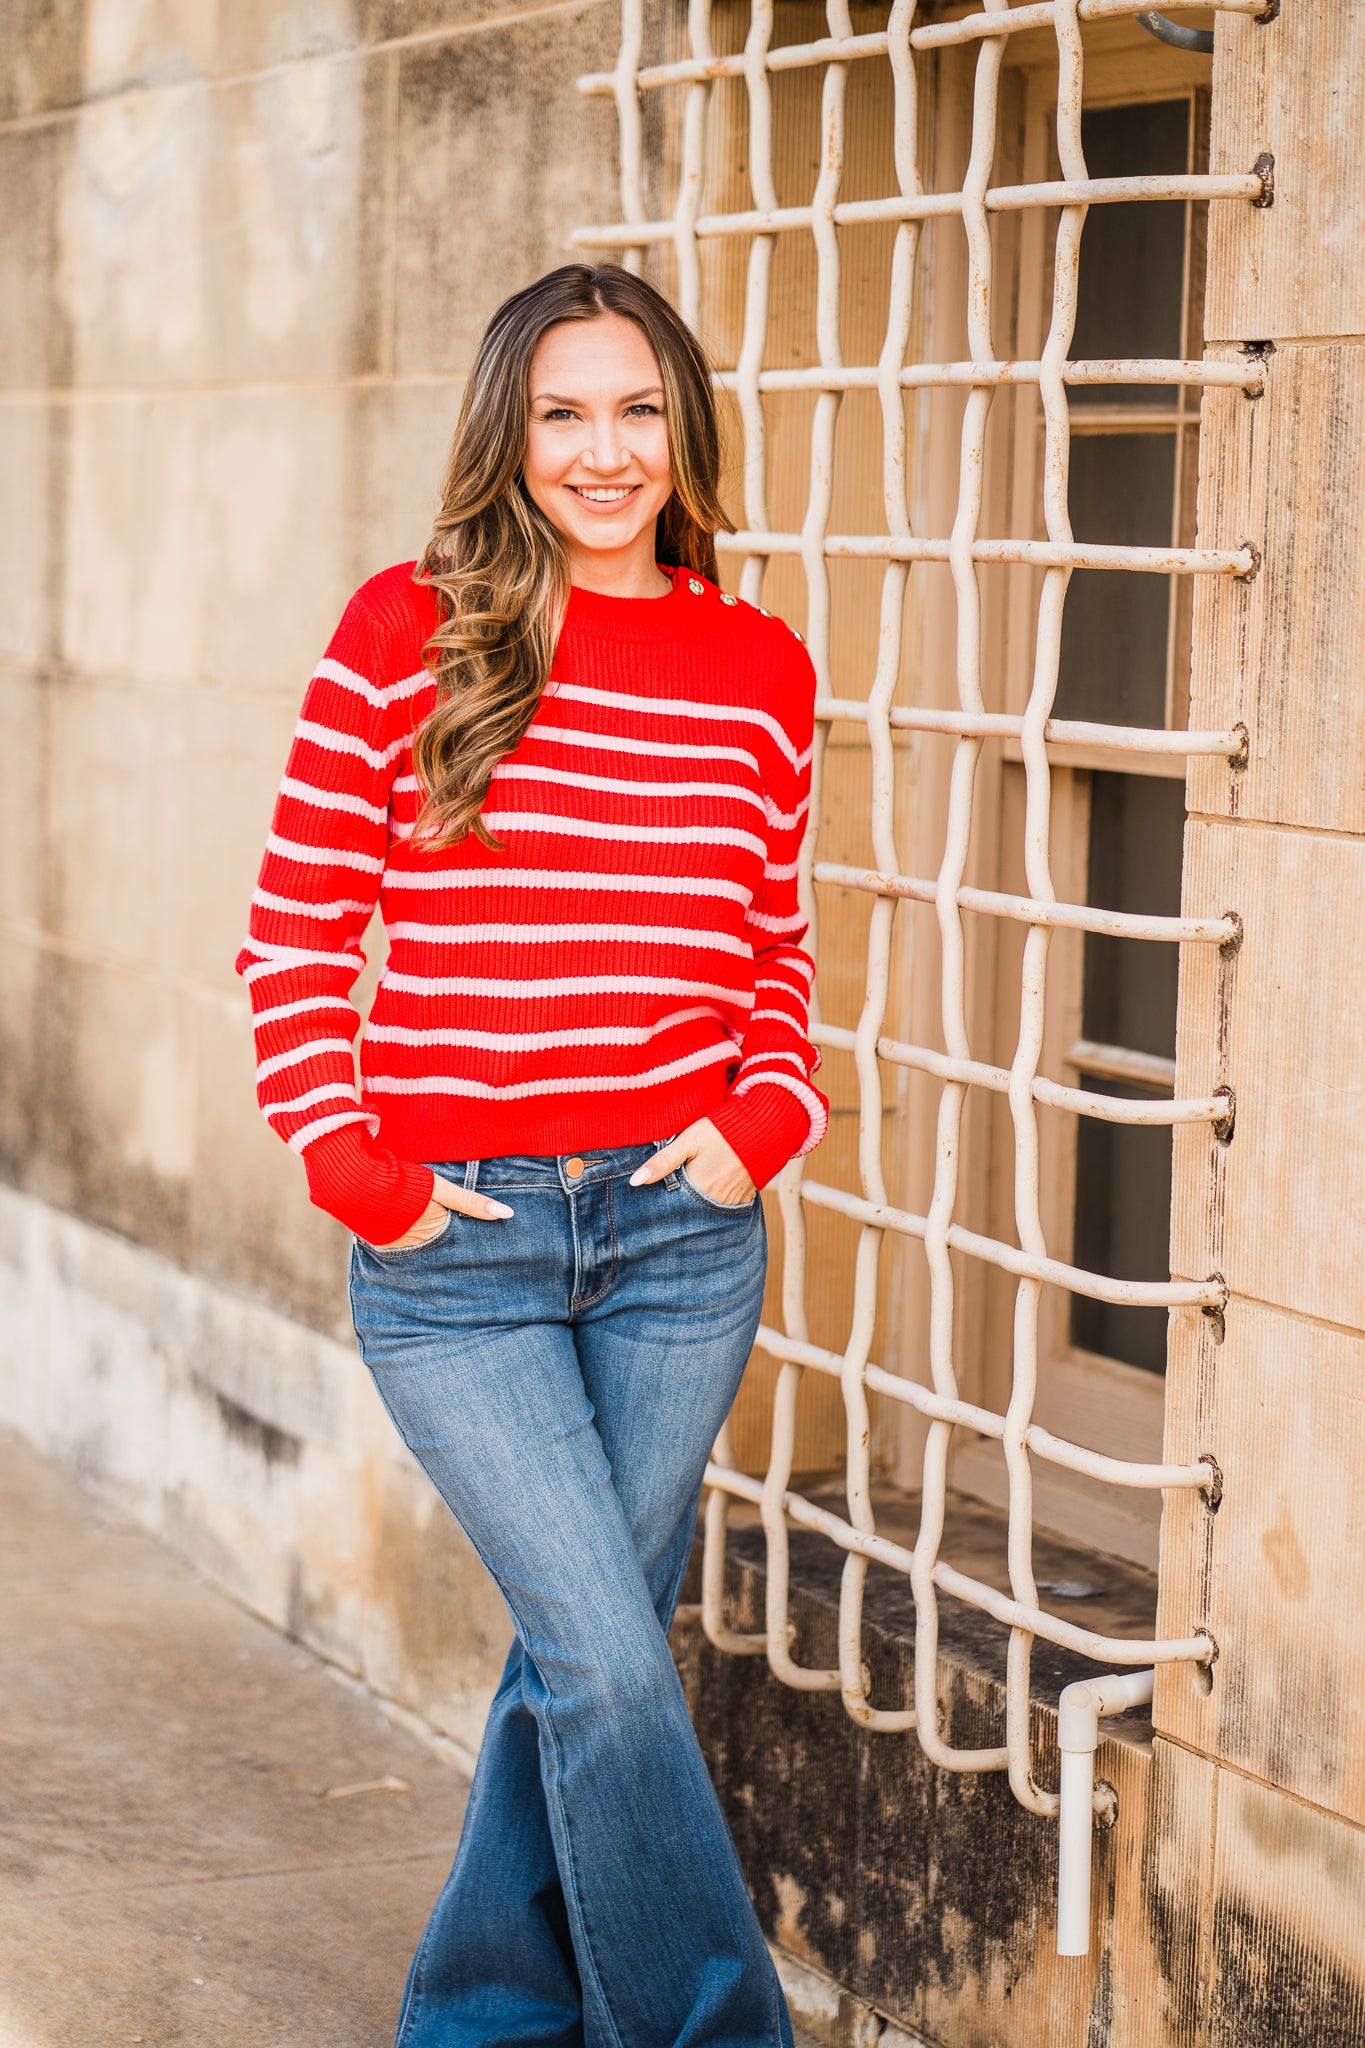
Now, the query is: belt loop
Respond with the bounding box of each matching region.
[464,1159,480,1191]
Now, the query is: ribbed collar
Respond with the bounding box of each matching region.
[561,563,712,644]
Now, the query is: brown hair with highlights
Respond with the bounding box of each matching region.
[413,263,732,850]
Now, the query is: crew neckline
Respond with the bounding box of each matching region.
[562,563,713,644]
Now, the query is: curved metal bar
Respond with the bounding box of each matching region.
[1136,9,1215,52]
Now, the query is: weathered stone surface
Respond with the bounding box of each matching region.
[1206,1771,1365,2048]
[392,4,621,376]
[1158,1297,1365,1828]
[76,0,362,92]
[0,0,84,122]
[1171,818,1365,1333]
[0,125,72,389]
[55,57,378,387]
[1187,344,1365,839]
[1207,4,1365,344]
[0,1185,512,1757]
[677,1527,1210,2048]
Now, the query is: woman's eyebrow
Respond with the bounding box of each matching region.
[532,386,665,405]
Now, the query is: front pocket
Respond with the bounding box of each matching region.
[679,1163,759,1213]
[365,1207,456,1259]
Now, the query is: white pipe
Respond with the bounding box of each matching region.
[1056,1668,1155,1955]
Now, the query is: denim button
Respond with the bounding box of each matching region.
[565,1156,585,1180]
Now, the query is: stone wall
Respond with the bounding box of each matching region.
[0,0,633,1741]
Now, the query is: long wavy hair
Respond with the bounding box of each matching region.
[412,264,732,851]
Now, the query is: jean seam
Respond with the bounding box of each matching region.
[570,1175,619,1311]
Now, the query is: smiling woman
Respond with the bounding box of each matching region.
[233,264,826,2048]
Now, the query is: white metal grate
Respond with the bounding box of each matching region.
[575,0,1265,1905]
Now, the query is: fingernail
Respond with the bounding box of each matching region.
[487,1201,514,1218]
[629,1168,650,1187]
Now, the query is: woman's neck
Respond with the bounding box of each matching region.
[563,539,673,601]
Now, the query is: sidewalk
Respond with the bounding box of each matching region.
[1,1427,472,2048]
[1,1430,843,2048]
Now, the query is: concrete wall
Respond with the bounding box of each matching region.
[0,0,637,1741]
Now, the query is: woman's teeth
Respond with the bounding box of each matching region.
[570,486,637,501]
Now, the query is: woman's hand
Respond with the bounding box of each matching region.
[629,1119,756,1207]
[370,1171,514,1250]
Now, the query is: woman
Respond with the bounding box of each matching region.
[237,263,826,2048]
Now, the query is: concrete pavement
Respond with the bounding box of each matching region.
[1,1427,472,2048]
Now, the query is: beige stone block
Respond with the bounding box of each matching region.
[78,0,360,91]
[58,388,357,695]
[1206,1767,1365,2045]
[349,378,464,579]
[188,989,354,1340]
[0,672,50,936]
[199,387,360,692]
[0,126,73,389]
[1207,4,1365,344]
[365,0,589,38]
[1171,818,1365,1332]
[60,394,211,681]
[1158,1299,1365,1827]
[56,56,377,385]
[1187,344,1365,838]
[0,933,43,1187]
[42,676,191,976]
[173,683,301,993]
[0,402,55,670]
[0,0,84,121]
[392,5,621,377]
[0,934,194,1264]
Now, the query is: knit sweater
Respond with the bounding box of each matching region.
[236,561,828,1245]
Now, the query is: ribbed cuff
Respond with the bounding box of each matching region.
[302,1124,435,1245]
[709,1083,816,1190]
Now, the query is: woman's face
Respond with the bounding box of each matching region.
[523,314,674,570]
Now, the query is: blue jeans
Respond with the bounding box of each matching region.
[347,1142,789,2048]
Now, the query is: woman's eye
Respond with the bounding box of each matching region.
[626,403,661,417]
[541,408,575,423]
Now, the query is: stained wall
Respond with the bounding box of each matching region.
[0,0,632,1749]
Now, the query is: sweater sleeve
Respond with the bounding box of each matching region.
[708,632,829,1188]
[234,577,435,1246]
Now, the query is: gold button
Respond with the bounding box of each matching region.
[565,1157,585,1179]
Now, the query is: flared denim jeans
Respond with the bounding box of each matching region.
[347,1141,791,2048]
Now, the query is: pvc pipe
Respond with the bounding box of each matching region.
[1056,1669,1155,1955]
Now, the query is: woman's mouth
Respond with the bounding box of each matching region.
[565,484,642,508]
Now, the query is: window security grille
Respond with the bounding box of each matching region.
[575,0,1266,1867]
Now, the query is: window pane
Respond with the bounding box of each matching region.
[1069,100,1190,407]
[1070,774,1187,1373]
[1081,773,1184,1060]
[1070,1093,1173,1375]
[1054,433,1177,728]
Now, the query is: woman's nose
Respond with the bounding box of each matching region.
[582,427,628,472]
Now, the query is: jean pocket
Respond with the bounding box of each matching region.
[678,1163,759,1213]
[363,1207,456,1259]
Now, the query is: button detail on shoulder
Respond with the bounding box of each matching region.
[720,592,738,606]
[688,577,705,596]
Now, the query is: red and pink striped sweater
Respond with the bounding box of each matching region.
[236,561,828,1244]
